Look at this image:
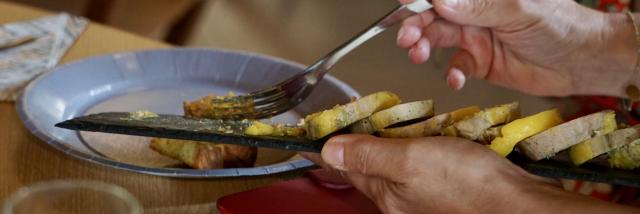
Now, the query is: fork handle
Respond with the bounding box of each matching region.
[319,0,433,71]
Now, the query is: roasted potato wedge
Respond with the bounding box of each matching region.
[150,138,257,169]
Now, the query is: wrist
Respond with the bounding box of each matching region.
[605,12,637,97]
[573,12,637,97]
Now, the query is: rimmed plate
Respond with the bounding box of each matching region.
[17,48,359,177]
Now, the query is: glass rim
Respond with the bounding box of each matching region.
[2,179,142,214]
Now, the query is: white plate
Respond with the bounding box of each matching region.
[17,48,359,177]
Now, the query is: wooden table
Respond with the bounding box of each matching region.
[0,2,302,213]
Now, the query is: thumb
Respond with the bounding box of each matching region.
[434,0,530,28]
[321,134,412,182]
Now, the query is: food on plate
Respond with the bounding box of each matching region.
[488,109,564,157]
[245,121,306,137]
[477,126,503,144]
[350,100,434,134]
[608,139,640,169]
[150,93,259,169]
[128,110,159,120]
[442,102,520,141]
[517,110,617,161]
[304,91,401,140]
[183,92,255,119]
[378,105,480,138]
[569,125,640,165]
[147,90,640,171]
[449,106,483,122]
[150,138,257,169]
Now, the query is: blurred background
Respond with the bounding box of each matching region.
[2,0,637,114]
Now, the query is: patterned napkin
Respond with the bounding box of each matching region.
[0,13,87,101]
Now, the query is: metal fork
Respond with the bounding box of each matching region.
[216,0,433,119]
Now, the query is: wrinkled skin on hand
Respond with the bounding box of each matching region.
[302,0,640,212]
[397,0,635,97]
[320,135,554,213]
[306,135,640,214]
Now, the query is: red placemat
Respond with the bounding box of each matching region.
[217,169,380,214]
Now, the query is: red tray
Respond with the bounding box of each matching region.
[217,169,381,214]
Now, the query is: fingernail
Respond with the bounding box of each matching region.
[322,143,345,171]
[419,39,430,58]
[397,27,406,45]
[442,0,462,9]
[447,68,466,90]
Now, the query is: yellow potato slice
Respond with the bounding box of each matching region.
[569,125,640,165]
[518,110,617,161]
[488,109,563,157]
[305,91,401,140]
[379,106,480,138]
[443,102,520,141]
[245,121,306,137]
[350,100,434,134]
[609,139,640,170]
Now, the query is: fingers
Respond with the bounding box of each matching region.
[433,0,529,28]
[447,67,467,91]
[321,134,413,183]
[397,16,423,48]
[445,49,473,90]
[397,0,416,4]
[408,38,430,64]
[406,19,461,64]
[397,11,436,48]
[341,172,377,196]
[299,152,331,168]
[422,19,462,48]
[448,26,494,89]
[340,171,396,209]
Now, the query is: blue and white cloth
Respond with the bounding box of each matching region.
[0,13,87,101]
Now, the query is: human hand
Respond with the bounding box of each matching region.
[319,134,640,213]
[397,0,637,97]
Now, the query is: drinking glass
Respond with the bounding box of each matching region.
[2,180,142,214]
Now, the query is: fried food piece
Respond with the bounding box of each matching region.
[569,125,640,165]
[245,121,306,137]
[443,102,520,141]
[488,109,564,157]
[518,110,617,161]
[350,100,434,134]
[150,138,257,169]
[183,92,255,119]
[449,105,482,122]
[608,139,640,170]
[150,92,261,169]
[305,91,401,140]
[379,106,480,138]
[128,110,159,120]
[478,126,503,144]
[380,113,449,138]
